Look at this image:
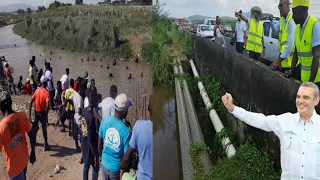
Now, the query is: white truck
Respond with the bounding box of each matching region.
[204,18,215,29]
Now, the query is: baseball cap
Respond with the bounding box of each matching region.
[0,91,11,104]
[40,75,47,83]
[114,94,133,111]
[82,71,89,80]
[26,78,30,82]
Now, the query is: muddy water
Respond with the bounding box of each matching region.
[0,24,152,124]
[153,86,182,180]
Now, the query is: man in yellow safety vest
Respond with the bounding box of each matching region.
[269,0,300,80]
[235,6,266,61]
[286,0,320,87]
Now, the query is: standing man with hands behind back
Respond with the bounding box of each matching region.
[222,82,320,179]
[235,6,266,61]
[286,0,320,88]
[269,0,300,81]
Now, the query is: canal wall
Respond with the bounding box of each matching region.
[183,31,301,165]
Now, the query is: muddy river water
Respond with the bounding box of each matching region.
[0,24,152,123]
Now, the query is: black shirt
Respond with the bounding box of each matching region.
[80,107,98,165]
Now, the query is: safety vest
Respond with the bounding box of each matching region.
[278,13,297,68]
[295,16,320,83]
[246,18,263,53]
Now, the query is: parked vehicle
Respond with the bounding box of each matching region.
[178,18,186,27]
[204,18,215,29]
[196,25,214,40]
[224,24,232,32]
[190,24,197,33]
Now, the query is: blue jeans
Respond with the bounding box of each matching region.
[83,164,99,180]
[101,165,120,180]
[9,166,27,180]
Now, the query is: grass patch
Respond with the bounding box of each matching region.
[12,5,151,59]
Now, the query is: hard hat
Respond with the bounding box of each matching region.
[290,0,310,8]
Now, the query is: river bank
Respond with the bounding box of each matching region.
[12,5,152,60]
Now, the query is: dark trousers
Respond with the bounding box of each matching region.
[34,111,49,145]
[49,91,55,110]
[9,166,27,180]
[67,110,75,134]
[83,164,99,180]
[249,51,262,61]
[236,42,244,54]
[32,83,37,93]
[280,64,301,81]
[8,79,16,95]
[73,120,81,148]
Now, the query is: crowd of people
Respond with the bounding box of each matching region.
[0,54,152,180]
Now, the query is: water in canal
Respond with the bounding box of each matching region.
[0,24,152,123]
[153,85,182,180]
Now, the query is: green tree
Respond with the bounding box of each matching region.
[26,7,32,14]
[16,9,25,14]
[49,1,62,9]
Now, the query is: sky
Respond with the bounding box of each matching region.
[159,0,320,18]
[0,0,102,7]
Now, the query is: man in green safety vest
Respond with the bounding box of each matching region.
[269,0,300,80]
[235,6,266,61]
[286,0,320,87]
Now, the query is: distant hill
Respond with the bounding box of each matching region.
[0,4,38,13]
[186,14,213,21]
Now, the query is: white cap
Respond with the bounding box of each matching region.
[114,94,133,111]
[26,78,30,82]
[4,62,8,66]
[40,75,47,83]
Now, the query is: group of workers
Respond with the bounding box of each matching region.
[233,0,320,87]
[222,0,320,179]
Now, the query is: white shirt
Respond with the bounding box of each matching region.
[69,91,83,125]
[231,106,320,179]
[45,70,54,92]
[60,74,69,91]
[98,97,115,118]
[235,20,247,43]
[215,25,223,37]
[84,97,88,108]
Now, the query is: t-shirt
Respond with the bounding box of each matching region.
[98,97,115,118]
[4,67,11,80]
[45,70,54,92]
[0,112,32,177]
[70,91,83,125]
[215,25,223,37]
[29,66,34,85]
[60,74,69,91]
[65,88,75,111]
[130,120,153,180]
[32,87,50,112]
[99,116,131,171]
[236,20,247,43]
[80,107,98,165]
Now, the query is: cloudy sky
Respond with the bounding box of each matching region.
[159,0,320,18]
[0,0,101,6]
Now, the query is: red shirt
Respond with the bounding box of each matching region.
[32,87,50,112]
[74,82,78,92]
[25,83,32,95]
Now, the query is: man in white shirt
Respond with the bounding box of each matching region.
[222,82,320,179]
[98,85,118,119]
[60,68,70,91]
[45,66,55,110]
[234,10,247,54]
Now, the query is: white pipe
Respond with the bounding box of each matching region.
[189,59,236,158]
